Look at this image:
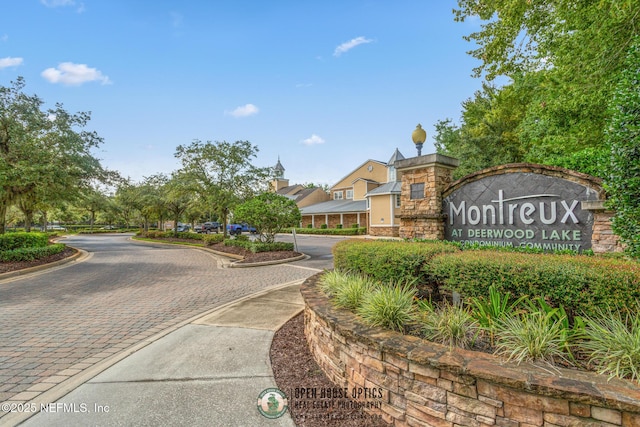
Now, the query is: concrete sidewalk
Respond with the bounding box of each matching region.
[19,283,304,427]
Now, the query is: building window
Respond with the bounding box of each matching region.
[388,166,397,182]
[410,183,424,200]
[395,194,401,207]
[346,190,353,199]
[333,191,343,200]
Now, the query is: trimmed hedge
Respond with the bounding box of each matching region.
[0,244,66,262]
[429,251,640,316]
[292,227,368,236]
[203,234,225,245]
[224,239,294,253]
[139,231,204,240]
[333,240,460,285]
[0,232,49,251]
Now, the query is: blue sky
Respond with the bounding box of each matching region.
[1,0,485,187]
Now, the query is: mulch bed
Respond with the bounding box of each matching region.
[153,238,302,264]
[270,313,390,426]
[0,247,77,274]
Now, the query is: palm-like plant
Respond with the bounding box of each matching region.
[581,306,640,382]
[470,285,526,346]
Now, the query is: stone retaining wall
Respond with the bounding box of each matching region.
[301,274,640,427]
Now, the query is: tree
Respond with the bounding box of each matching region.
[454,0,640,153]
[234,193,301,243]
[79,186,109,231]
[164,172,195,237]
[434,81,528,178]
[604,36,640,259]
[175,140,270,237]
[0,77,107,233]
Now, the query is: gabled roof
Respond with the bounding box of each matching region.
[300,199,367,215]
[366,181,402,196]
[276,185,302,195]
[388,148,405,165]
[331,159,387,189]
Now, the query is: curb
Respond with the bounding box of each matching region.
[0,247,88,283]
[129,236,307,267]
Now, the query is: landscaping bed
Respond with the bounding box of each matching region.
[270,312,389,426]
[0,246,76,274]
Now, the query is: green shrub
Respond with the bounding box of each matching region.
[224,239,294,253]
[318,269,349,297]
[469,285,527,346]
[0,232,49,251]
[333,240,459,288]
[292,227,367,236]
[250,242,294,253]
[421,301,479,350]
[203,234,225,246]
[604,35,640,259]
[357,281,417,332]
[320,224,328,229]
[493,310,574,365]
[333,274,377,310]
[0,244,66,262]
[429,251,640,317]
[351,223,359,228]
[581,305,640,382]
[307,223,313,228]
[336,224,343,229]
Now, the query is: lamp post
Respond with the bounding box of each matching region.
[412,124,426,156]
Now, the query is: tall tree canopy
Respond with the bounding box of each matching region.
[604,36,640,259]
[437,1,639,177]
[0,77,108,233]
[174,140,270,236]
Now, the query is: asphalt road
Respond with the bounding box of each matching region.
[0,233,337,421]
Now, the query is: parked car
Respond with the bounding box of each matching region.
[201,222,221,233]
[101,225,117,230]
[227,223,257,235]
[194,224,203,233]
[44,225,67,231]
[176,224,190,232]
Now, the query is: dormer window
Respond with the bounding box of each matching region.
[388,165,397,182]
[333,191,343,200]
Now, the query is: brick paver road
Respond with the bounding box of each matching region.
[0,234,320,418]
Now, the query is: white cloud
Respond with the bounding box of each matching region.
[333,36,373,57]
[301,134,325,146]
[40,0,75,7]
[41,0,85,13]
[0,57,23,69]
[226,103,259,118]
[41,62,111,86]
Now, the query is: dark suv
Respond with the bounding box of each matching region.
[201,222,221,233]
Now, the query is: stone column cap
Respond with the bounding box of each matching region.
[395,153,459,171]
[581,200,607,211]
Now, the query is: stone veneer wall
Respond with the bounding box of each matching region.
[591,211,625,253]
[369,226,400,238]
[396,154,459,240]
[301,274,640,427]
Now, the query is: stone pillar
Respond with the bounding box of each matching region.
[395,154,459,239]
[581,201,624,253]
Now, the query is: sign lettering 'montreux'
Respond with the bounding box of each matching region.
[442,173,599,251]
